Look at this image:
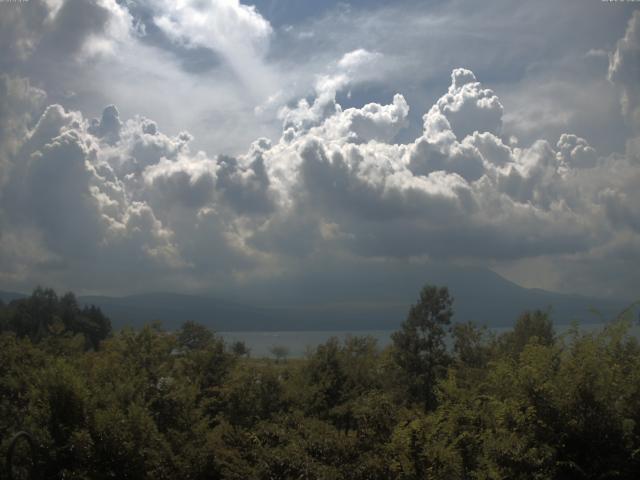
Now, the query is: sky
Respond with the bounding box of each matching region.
[0,0,639,302]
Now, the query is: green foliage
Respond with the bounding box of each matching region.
[230,340,250,357]
[1,285,639,479]
[0,287,111,350]
[220,363,287,428]
[178,320,215,351]
[269,345,290,363]
[498,309,555,357]
[302,336,385,434]
[392,285,453,410]
[452,321,491,369]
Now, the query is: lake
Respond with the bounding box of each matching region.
[220,322,640,358]
[219,330,394,358]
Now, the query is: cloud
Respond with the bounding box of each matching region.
[609,11,640,128]
[556,134,597,169]
[0,7,639,300]
[215,138,276,216]
[0,0,49,64]
[143,152,217,210]
[88,104,122,144]
[0,63,637,296]
[609,11,640,167]
[0,0,132,63]
[244,69,628,272]
[153,0,275,97]
[300,93,410,145]
[0,99,188,290]
[429,68,503,141]
[0,75,46,183]
[337,48,383,72]
[277,48,386,136]
[43,0,112,54]
[154,0,272,55]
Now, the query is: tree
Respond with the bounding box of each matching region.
[177,321,214,351]
[221,364,286,427]
[305,337,347,421]
[392,285,453,410]
[0,299,8,332]
[3,288,111,349]
[452,321,491,369]
[10,286,58,341]
[80,304,112,349]
[60,292,111,349]
[231,340,250,357]
[270,345,290,363]
[499,309,554,357]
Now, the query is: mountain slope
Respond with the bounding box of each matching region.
[1,265,629,331]
[79,267,627,331]
[0,290,26,303]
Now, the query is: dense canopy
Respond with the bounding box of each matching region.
[1,287,639,479]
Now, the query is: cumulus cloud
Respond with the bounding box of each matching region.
[299,93,410,145]
[88,104,122,144]
[0,96,188,290]
[0,66,632,293]
[215,138,276,215]
[143,152,217,210]
[278,48,386,135]
[154,0,271,55]
[429,68,504,141]
[556,134,597,170]
[0,9,639,299]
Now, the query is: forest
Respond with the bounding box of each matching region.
[1,286,639,479]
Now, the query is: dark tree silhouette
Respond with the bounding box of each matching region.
[392,285,453,410]
[2,287,111,349]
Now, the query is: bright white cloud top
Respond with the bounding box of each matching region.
[0,1,638,300]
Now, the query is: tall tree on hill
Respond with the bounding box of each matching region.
[392,285,453,410]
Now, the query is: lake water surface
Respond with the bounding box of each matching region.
[220,322,640,358]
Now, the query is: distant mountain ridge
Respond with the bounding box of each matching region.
[0,290,27,304]
[0,266,631,331]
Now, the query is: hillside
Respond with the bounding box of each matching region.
[2,266,626,331]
